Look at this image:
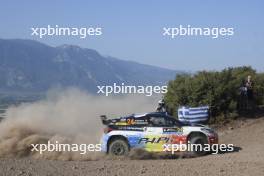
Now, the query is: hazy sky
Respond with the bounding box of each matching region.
[0,0,263,72]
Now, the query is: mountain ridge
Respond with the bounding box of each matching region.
[0,39,180,93]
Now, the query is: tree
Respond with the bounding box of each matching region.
[164,66,263,119]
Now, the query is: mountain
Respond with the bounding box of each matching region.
[0,39,179,93]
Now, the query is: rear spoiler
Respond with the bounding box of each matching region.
[100,115,110,125]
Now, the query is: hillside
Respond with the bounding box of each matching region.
[0,39,179,93]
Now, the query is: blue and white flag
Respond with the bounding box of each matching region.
[178,106,209,123]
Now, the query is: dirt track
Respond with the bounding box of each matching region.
[1,117,264,176]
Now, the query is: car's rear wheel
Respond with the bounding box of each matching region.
[108,139,129,156]
[189,136,208,156]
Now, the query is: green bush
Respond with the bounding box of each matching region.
[164,66,264,118]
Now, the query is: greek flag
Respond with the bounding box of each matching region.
[178,106,209,123]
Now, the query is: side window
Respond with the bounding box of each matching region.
[148,116,179,127]
[165,118,181,127]
[149,116,166,127]
[165,118,175,127]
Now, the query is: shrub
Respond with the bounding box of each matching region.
[164,66,264,119]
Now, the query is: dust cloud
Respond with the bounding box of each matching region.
[0,88,159,160]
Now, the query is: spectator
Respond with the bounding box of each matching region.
[239,75,255,111]
[246,75,255,110]
[246,75,253,100]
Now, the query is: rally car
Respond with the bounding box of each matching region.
[100,112,218,156]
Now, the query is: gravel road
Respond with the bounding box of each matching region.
[1,117,264,176]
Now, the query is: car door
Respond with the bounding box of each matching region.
[143,115,185,152]
[162,117,186,152]
[142,115,168,152]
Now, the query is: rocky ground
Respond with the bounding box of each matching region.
[1,117,264,176]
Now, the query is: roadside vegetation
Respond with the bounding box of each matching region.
[164,66,264,123]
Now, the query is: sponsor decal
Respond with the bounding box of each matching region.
[138,137,170,144]
[163,127,183,133]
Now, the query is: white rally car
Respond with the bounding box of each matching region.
[100,112,218,156]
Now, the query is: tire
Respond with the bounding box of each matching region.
[189,136,208,156]
[108,139,129,156]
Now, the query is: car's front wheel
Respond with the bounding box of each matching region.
[108,139,129,156]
